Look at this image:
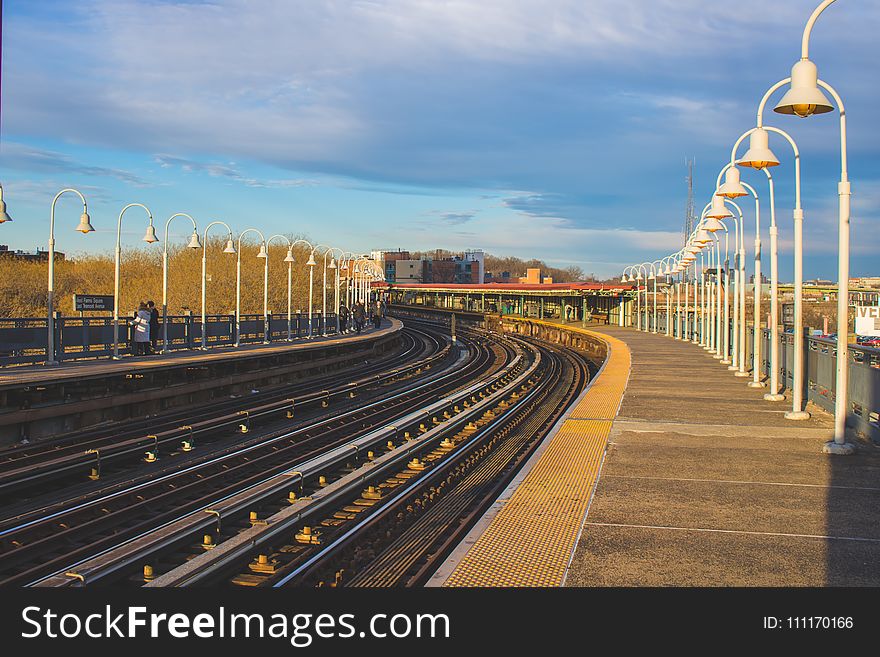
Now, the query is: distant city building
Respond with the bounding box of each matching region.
[519,268,542,284]
[485,270,512,283]
[851,277,880,289]
[376,249,484,284]
[0,245,64,262]
[393,259,426,282]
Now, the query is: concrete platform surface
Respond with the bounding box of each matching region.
[566,325,880,587]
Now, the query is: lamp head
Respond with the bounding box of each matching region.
[737,128,779,169]
[306,253,317,267]
[703,216,725,232]
[716,167,748,199]
[706,194,733,220]
[773,59,834,118]
[257,243,268,258]
[0,199,11,223]
[647,270,656,280]
[695,228,711,244]
[620,274,627,283]
[329,258,337,270]
[635,272,643,281]
[187,231,202,249]
[76,211,95,234]
[284,248,295,263]
[142,224,159,244]
[340,261,348,271]
[223,238,236,254]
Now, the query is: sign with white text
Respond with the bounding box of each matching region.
[73,294,114,312]
[855,305,880,336]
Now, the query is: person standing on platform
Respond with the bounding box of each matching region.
[353,302,365,334]
[132,302,151,356]
[147,300,160,354]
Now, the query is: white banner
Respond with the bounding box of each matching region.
[855,306,880,336]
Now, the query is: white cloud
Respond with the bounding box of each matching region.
[153,155,318,188]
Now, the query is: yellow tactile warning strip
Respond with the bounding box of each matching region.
[443,321,631,586]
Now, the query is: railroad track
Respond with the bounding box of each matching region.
[0,323,433,499]
[262,338,587,588]
[32,329,596,589]
[3,323,516,586]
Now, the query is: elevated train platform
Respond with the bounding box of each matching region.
[0,320,402,444]
[430,317,880,587]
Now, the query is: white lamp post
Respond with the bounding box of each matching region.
[235,229,268,346]
[47,189,94,365]
[621,266,639,327]
[0,183,12,223]
[716,164,772,387]
[200,221,236,350]
[648,260,662,334]
[267,235,296,341]
[162,213,201,353]
[306,247,319,338]
[734,125,808,419]
[288,239,316,339]
[773,0,853,452]
[113,203,158,359]
[325,247,346,334]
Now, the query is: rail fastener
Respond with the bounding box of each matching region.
[85,448,101,480]
[144,435,159,463]
[249,554,279,574]
[180,425,195,452]
[295,526,322,545]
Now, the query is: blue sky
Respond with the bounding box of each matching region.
[1,0,878,279]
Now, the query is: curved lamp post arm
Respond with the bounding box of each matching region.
[802,0,837,59]
[267,234,292,247]
[817,79,847,181]
[237,227,266,252]
[202,220,233,245]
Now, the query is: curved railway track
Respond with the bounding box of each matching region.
[39,327,597,589]
[0,324,435,500]
[2,321,518,586]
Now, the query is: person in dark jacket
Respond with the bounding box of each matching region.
[147,300,160,354]
[353,302,366,334]
[373,300,382,329]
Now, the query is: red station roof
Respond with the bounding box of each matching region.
[372,281,635,292]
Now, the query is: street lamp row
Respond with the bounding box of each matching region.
[622,0,852,455]
[0,187,387,359]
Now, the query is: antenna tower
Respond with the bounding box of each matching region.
[684,158,696,245]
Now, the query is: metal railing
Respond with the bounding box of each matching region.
[639,310,879,442]
[0,312,338,366]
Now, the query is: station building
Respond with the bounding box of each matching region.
[380,281,637,325]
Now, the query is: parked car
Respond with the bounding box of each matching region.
[856,335,880,348]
